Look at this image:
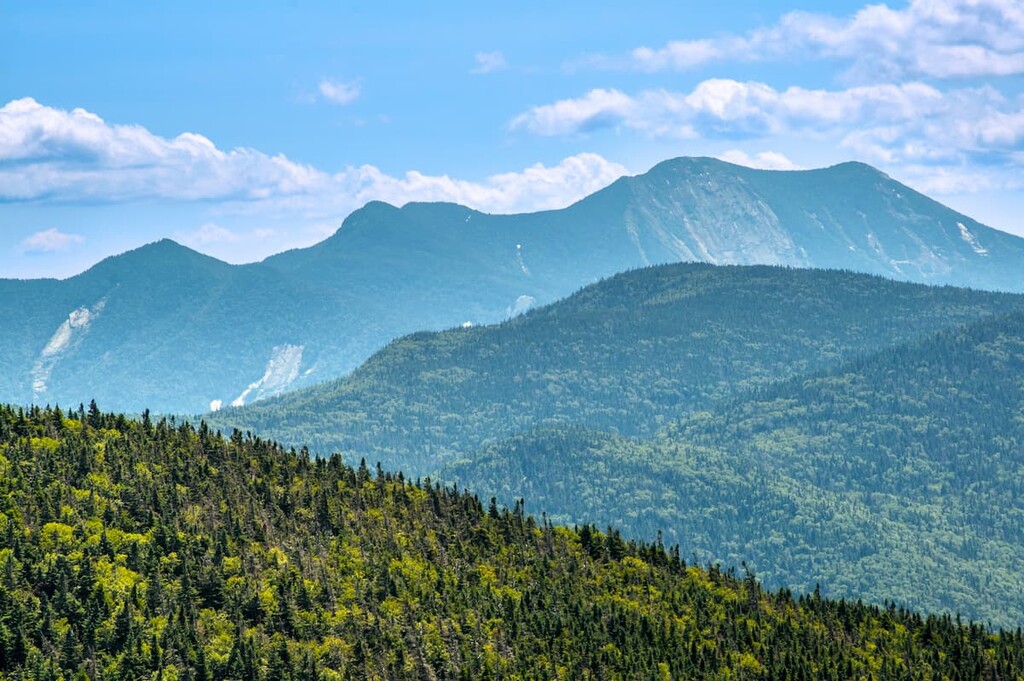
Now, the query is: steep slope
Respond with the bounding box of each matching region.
[268,159,1024,297]
[2,405,1023,679]
[4,157,1024,414]
[0,240,368,413]
[617,159,1024,288]
[212,263,1024,471]
[446,312,1024,626]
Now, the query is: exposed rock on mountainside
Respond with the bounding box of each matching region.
[3,158,1023,412]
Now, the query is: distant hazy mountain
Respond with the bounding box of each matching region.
[210,263,1024,472]
[0,240,366,413]
[4,157,1024,412]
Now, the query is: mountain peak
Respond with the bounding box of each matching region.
[646,156,889,179]
[822,160,889,178]
[317,200,479,249]
[138,237,194,254]
[359,199,401,213]
[116,238,221,267]
[76,237,227,283]
[646,156,735,174]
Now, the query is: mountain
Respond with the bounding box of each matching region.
[268,158,1024,292]
[212,264,1024,625]
[446,311,1024,626]
[210,263,1024,472]
[5,157,1024,413]
[2,404,1023,679]
[0,240,365,414]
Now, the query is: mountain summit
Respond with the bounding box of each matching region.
[604,157,1020,286]
[3,157,1023,412]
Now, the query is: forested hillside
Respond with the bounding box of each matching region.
[3,405,1024,679]
[213,263,1024,472]
[448,312,1024,627]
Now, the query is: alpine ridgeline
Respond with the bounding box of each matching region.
[4,157,1024,413]
[2,404,1023,679]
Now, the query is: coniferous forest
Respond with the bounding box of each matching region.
[3,404,1024,679]
[210,264,1024,627]
[446,311,1024,627]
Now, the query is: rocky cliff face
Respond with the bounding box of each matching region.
[613,159,1022,288]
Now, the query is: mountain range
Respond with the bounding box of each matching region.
[3,157,1024,413]
[446,310,1024,626]
[212,264,1024,626]
[6,153,1024,673]
[210,263,1024,470]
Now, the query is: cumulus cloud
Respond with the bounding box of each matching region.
[509,89,641,136]
[0,99,629,217]
[176,223,278,249]
[20,228,84,253]
[318,79,361,106]
[0,98,326,203]
[602,0,1024,80]
[623,39,733,72]
[471,51,507,74]
[718,150,802,171]
[512,79,1024,170]
[512,80,946,139]
[336,152,629,214]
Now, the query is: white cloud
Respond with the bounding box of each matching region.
[718,150,802,171]
[20,228,84,253]
[629,39,730,72]
[0,99,629,218]
[898,164,1013,195]
[509,89,642,136]
[471,51,507,74]
[605,0,1024,80]
[335,152,629,214]
[512,80,948,141]
[175,223,279,249]
[318,79,361,106]
[513,78,1024,162]
[0,98,326,203]
[180,223,242,245]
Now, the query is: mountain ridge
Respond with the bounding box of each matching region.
[445,308,1024,625]
[210,262,1024,472]
[4,156,1024,412]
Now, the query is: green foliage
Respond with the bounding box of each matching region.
[214,263,1024,473]
[449,313,1024,627]
[3,405,1024,679]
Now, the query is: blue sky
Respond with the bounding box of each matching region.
[2,0,1023,278]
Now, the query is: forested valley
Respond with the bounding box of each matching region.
[449,312,1024,625]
